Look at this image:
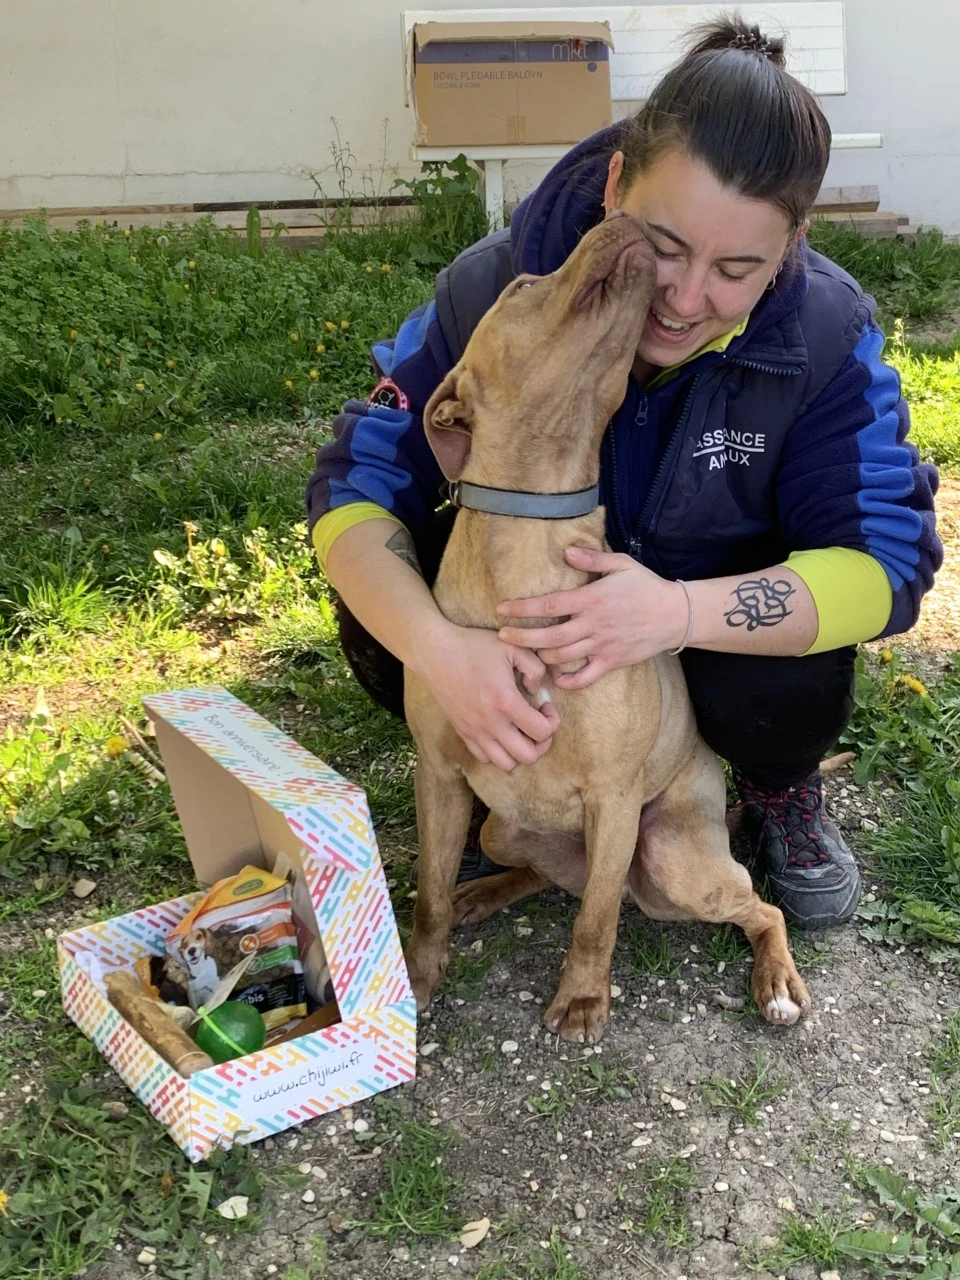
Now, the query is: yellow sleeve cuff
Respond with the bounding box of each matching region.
[311,503,404,575]
[786,547,893,654]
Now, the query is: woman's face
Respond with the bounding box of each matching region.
[604,148,801,369]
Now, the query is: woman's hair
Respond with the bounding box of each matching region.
[619,13,831,228]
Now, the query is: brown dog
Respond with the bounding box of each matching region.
[403,213,811,1043]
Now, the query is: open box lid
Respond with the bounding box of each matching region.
[143,687,377,883]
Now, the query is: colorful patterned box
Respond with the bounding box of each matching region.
[58,686,416,1161]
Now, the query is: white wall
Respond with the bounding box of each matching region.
[3,0,959,230]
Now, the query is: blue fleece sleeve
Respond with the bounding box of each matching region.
[305,300,451,541]
[776,318,942,637]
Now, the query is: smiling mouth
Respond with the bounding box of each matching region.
[652,309,695,334]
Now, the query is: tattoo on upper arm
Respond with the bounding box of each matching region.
[386,527,423,577]
[724,577,795,631]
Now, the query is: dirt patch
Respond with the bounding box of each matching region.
[115,895,955,1280]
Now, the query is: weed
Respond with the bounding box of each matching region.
[808,221,960,324]
[0,1086,267,1279]
[476,1227,590,1280]
[743,1205,844,1272]
[280,1237,329,1279]
[392,154,490,268]
[527,1058,637,1130]
[697,922,752,971]
[839,651,960,957]
[350,1106,464,1244]
[699,1049,790,1125]
[927,1011,960,1149]
[618,916,684,978]
[617,1154,699,1249]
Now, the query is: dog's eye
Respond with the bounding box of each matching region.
[514,277,537,291]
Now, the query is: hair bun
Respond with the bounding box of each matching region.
[730,26,772,55]
[685,16,787,69]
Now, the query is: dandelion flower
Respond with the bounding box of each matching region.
[55,416,63,424]
[166,358,176,369]
[289,331,299,343]
[880,648,893,663]
[135,382,145,393]
[82,477,91,487]
[101,543,110,553]
[188,259,196,270]
[365,265,374,274]
[308,368,319,380]
[284,379,294,390]
[315,342,326,354]
[0,1188,8,1215]
[325,321,336,332]
[104,735,129,758]
[899,674,929,697]
[154,431,163,441]
[381,262,391,272]
[123,228,132,238]
[69,328,78,341]
[340,319,350,330]
[183,283,189,291]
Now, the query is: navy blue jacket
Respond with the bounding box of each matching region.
[307,124,941,637]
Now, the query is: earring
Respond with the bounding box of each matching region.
[766,263,784,291]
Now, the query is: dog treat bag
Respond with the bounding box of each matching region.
[165,865,309,1031]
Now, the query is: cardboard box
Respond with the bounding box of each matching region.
[58,686,415,1162]
[410,21,613,147]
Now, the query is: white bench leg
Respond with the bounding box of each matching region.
[482,158,505,230]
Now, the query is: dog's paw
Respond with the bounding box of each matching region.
[752,958,811,1027]
[451,880,502,927]
[543,990,610,1044]
[404,942,448,1012]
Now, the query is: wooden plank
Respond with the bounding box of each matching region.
[0,205,417,233]
[0,202,194,220]
[814,210,903,238]
[813,184,881,213]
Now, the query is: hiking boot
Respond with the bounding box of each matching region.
[408,798,506,888]
[733,768,862,929]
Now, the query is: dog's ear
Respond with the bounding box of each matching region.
[424,368,472,481]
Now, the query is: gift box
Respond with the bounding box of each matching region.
[58,686,415,1161]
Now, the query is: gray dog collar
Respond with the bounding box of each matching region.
[447,480,600,520]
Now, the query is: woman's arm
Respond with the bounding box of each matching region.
[325,518,559,770]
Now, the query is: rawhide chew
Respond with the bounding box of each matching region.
[104,969,214,1077]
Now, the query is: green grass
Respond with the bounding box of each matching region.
[840,652,960,958]
[745,1164,960,1277]
[698,1049,790,1126]
[476,1227,590,1280]
[616,1153,700,1250]
[0,1084,272,1280]
[527,1058,637,1129]
[347,1100,465,1244]
[808,220,960,326]
[927,1012,960,1150]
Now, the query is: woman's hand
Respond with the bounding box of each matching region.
[497,546,689,690]
[413,621,560,772]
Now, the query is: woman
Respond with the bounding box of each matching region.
[306,17,941,929]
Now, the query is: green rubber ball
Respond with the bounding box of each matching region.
[194,1000,266,1063]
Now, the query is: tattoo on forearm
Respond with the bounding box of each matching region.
[386,527,423,577]
[724,577,795,631]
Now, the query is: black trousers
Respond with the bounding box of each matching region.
[336,510,856,790]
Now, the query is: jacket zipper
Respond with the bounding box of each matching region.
[629,373,701,559]
[618,355,801,560]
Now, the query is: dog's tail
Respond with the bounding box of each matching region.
[725,751,856,837]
